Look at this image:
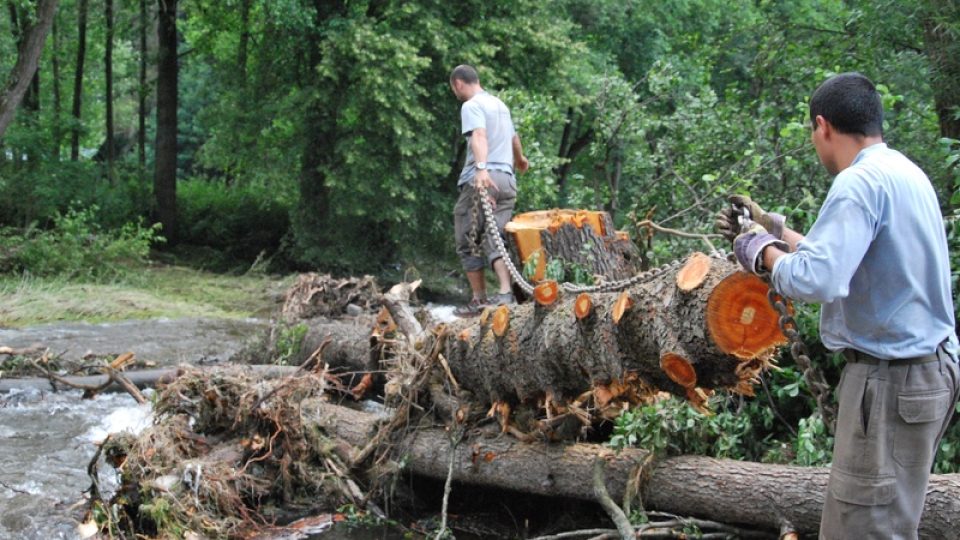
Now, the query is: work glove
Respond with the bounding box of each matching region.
[715,195,786,242]
[734,222,789,275]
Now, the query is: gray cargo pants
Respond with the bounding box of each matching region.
[820,345,960,540]
[453,170,517,272]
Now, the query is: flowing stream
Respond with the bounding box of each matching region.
[0,309,458,539]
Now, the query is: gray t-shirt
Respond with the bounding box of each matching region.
[458,91,516,185]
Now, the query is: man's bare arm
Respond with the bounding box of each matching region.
[512,134,529,173]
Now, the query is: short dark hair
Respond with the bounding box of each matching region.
[809,72,883,137]
[450,64,479,85]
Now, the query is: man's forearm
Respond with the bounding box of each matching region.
[512,134,523,159]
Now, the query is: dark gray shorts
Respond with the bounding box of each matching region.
[453,170,517,272]
[820,346,959,539]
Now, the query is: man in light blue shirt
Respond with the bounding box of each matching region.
[720,72,959,539]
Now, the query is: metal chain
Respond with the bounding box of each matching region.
[473,183,727,296]
[474,182,835,429]
[763,278,838,435]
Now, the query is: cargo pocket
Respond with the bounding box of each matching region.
[829,468,896,506]
[893,389,952,467]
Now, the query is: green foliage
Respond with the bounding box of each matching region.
[608,396,761,461]
[0,205,163,280]
[176,178,291,270]
[273,323,308,365]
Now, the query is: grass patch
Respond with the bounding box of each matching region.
[0,265,293,328]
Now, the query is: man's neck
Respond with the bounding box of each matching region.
[463,84,484,100]
[837,135,883,172]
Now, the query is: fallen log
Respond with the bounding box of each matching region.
[0,364,298,394]
[304,398,960,538]
[439,254,785,415]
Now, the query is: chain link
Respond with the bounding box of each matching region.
[763,278,837,435]
[473,183,835,430]
[473,183,728,295]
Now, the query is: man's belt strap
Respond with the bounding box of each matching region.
[842,348,940,366]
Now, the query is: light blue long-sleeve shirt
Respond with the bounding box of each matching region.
[771,143,956,359]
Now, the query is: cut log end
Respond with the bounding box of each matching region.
[660,353,697,388]
[574,293,593,320]
[706,272,787,359]
[534,280,560,306]
[492,305,510,337]
[676,252,712,291]
[612,291,633,325]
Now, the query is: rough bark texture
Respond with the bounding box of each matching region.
[154,0,178,242]
[439,256,782,408]
[505,211,640,283]
[0,0,59,138]
[305,399,960,539]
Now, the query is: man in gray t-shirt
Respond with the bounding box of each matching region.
[449,64,529,317]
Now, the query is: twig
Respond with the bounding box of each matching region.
[592,458,634,540]
[435,426,464,540]
[86,435,110,503]
[529,530,618,540]
[0,479,31,496]
[634,219,720,253]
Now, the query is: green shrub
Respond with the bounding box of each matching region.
[0,205,164,281]
[176,178,291,269]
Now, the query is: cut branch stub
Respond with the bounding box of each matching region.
[676,252,712,291]
[706,272,787,359]
[611,291,633,324]
[574,293,593,320]
[492,305,510,337]
[534,280,560,306]
[660,353,697,388]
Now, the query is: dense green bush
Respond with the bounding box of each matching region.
[176,178,291,270]
[0,205,163,280]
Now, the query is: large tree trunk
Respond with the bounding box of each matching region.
[70,0,87,160]
[51,12,61,158]
[305,399,960,538]
[922,2,960,140]
[439,254,784,413]
[104,0,115,182]
[137,0,147,169]
[154,0,178,242]
[0,0,58,138]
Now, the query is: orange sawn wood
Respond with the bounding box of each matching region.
[676,252,712,291]
[534,280,560,306]
[492,305,510,337]
[574,293,593,320]
[660,353,697,388]
[706,271,787,359]
[611,291,633,324]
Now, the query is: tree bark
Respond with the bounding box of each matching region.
[0,0,59,139]
[154,0,178,242]
[70,0,87,160]
[105,0,115,182]
[138,0,147,169]
[304,399,960,538]
[921,3,960,140]
[439,256,784,411]
[51,12,61,158]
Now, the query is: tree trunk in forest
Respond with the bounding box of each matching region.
[553,108,594,206]
[438,255,783,417]
[304,399,960,538]
[70,0,87,160]
[138,0,147,169]
[154,0,178,242]
[104,0,115,182]
[238,0,251,77]
[52,12,61,158]
[0,0,58,139]
[922,3,960,140]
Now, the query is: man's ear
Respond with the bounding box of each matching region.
[815,115,831,138]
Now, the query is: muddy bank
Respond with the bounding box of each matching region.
[0,317,268,366]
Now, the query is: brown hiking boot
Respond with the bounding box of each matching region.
[453,297,488,317]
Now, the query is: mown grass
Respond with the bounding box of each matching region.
[0,265,294,328]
